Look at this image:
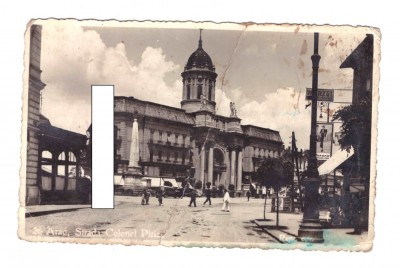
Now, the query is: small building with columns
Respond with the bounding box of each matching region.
[114,33,283,191]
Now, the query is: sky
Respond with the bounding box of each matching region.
[38,20,371,149]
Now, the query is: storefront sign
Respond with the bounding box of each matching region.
[306,88,334,102]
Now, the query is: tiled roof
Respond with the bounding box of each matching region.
[242,125,282,143]
[116,97,195,125]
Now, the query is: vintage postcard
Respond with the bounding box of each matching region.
[19,19,379,251]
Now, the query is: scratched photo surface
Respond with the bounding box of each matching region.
[20,20,379,251]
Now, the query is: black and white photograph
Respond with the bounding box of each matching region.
[20,20,378,251]
[316,123,333,160]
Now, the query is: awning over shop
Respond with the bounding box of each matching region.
[162,178,179,188]
[114,175,124,186]
[318,147,354,175]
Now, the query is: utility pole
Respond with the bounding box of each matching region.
[291,132,303,212]
[297,32,324,243]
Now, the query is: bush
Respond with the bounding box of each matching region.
[228,184,235,191]
[228,184,235,197]
[194,180,203,189]
[218,184,225,196]
[218,184,225,191]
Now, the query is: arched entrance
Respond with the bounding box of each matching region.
[212,148,226,186]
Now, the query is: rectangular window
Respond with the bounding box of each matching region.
[186,85,191,99]
[150,130,154,142]
[167,133,171,144]
[182,135,187,147]
[197,85,202,99]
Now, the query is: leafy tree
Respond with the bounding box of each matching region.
[332,95,372,231]
[254,157,294,225]
[332,96,372,180]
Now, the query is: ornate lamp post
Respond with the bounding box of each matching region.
[297,32,324,243]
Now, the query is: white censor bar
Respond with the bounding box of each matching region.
[92,86,114,209]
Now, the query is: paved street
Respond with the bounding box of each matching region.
[24,195,371,249]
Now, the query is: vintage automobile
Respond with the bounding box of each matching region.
[319,204,346,228]
[319,205,332,227]
[162,186,182,198]
[115,183,146,196]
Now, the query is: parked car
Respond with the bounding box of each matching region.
[115,183,145,196]
[319,205,346,228]
[163,186,181,198]
[319,205,332,227]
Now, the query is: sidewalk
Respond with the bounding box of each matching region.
[23,196,131,217]
[24,204,91,217]
[253,211,370,249]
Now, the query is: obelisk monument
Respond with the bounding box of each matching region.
[125,118,142,184]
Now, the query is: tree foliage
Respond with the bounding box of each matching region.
[332,96,372,179]
[332,96,372,153]
[255,157,294,189]
[254,157,294,223]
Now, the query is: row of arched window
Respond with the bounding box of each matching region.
[185,84,213,100]
[253,147,280,158]
[150,130,190,146]
[149,150,187,165]
[40,150,78,191]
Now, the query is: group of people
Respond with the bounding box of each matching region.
[141,188,164,206]
[141,187,232,212]
[189,188,231,212]
[188,187,212,207]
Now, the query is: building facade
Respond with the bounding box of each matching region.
[26,25,46,205]
[25,25,88,205]
[114,34,283,191]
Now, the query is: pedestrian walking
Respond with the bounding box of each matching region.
[141,188,150,205]
[189,189,197,207]
[221,189,230,212]
[203,187,212,206]
[157,188,164,206]
[246,190,251,201]
[181,181,190,198]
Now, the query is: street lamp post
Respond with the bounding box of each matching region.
[297,32,324,243]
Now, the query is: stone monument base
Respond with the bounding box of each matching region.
[297,219,324,243]
[124,166,143,185]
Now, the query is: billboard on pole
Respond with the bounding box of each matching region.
[316,123,333,161]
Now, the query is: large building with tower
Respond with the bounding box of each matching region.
[114,34,283,192]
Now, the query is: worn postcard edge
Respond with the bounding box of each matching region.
[18,19,380,251]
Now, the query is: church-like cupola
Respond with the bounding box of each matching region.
[181,30,218,113]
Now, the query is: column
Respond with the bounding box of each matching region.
[230,149,236,185]
[208,147,214,184]
[237,149,243,191]
[194,146,200,180]
[223,149,230,187]
[200,146,205,186]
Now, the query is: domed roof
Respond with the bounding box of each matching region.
[185,34,214,71]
